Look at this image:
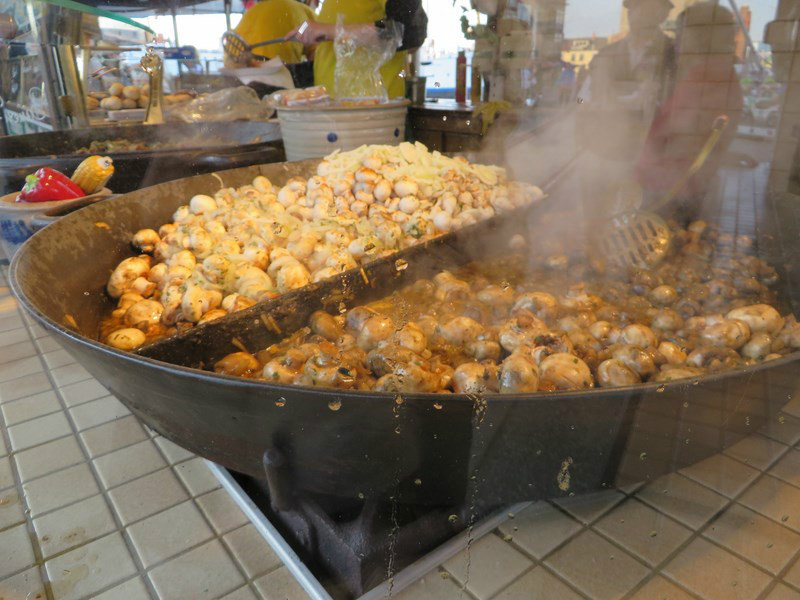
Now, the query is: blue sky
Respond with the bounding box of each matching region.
[129,0,781,53]
[564,0,779,44]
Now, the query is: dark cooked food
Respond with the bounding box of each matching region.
[78,139,171,154]
[214,220,799,392]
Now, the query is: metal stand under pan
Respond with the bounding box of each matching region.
[207,461,528,600]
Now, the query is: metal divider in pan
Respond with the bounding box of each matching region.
[136,199,539,368]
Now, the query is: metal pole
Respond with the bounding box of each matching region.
[726,0,763,76]
[171,7,179,47]
[55,44,89,128]
[34,3,68,129]
[224,0,232,31]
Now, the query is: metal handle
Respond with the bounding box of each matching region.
[140,48,164,125]
[649,114,730,213]
[262,447,292,512]
[249,36,289,50]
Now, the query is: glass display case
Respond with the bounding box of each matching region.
[0,0,153,134]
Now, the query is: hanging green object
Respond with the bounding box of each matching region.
[41,0,155,34]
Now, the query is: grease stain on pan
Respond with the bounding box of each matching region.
[557,456,573,491]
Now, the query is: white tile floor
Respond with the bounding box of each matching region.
[0,270,309,600]
[2,262,800,599]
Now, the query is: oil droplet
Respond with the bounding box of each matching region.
[274,397,286,407]
[576,97,584,104]
[685,438,690,445]
[781,515,789,522]
[433,401,443,410]
[745,416,750,426]
[439,571,450,579]
[395,395,405,405]
[692,379,699,385]
[640,452,648,460]
[507,512,515,519]
[656,384,665,393]
[649,530,658,537]
[619,519,625,524]
[414,478,422,486]
[465,119,471,126]
[442,115,447,121]
[557,457,573,492]
[395,258,408,271]
[448,514,458,524]
[358,492,365,499]
[767,542,774,548]
[778,415,786,424]
[328,399,342,411]
[338,302,347,314]
[683,402,689,408]
[502,534,513,542]
[394,425,401,434]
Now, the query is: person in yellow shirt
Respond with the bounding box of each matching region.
[288,0,427,98]
[226,0,316,67]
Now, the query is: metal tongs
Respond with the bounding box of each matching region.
[222,30,292,63]
[594,115,730,269]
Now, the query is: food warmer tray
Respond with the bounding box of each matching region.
[0,121,284,195]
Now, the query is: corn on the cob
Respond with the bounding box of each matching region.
[71,156,114,194]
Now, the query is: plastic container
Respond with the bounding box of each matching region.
[276,101,409,161]
[106,108,146,121]
[471,62,482,104]
[456,50,467,103]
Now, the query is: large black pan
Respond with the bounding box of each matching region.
[9,160,800,509]
[0,121,284,195]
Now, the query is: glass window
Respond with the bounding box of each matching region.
[2,3,800,599]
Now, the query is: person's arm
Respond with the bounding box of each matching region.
[385,0,427,51]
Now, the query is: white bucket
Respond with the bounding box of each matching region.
[277,101,409,162]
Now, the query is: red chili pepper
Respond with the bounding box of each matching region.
[17,167,85,203]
